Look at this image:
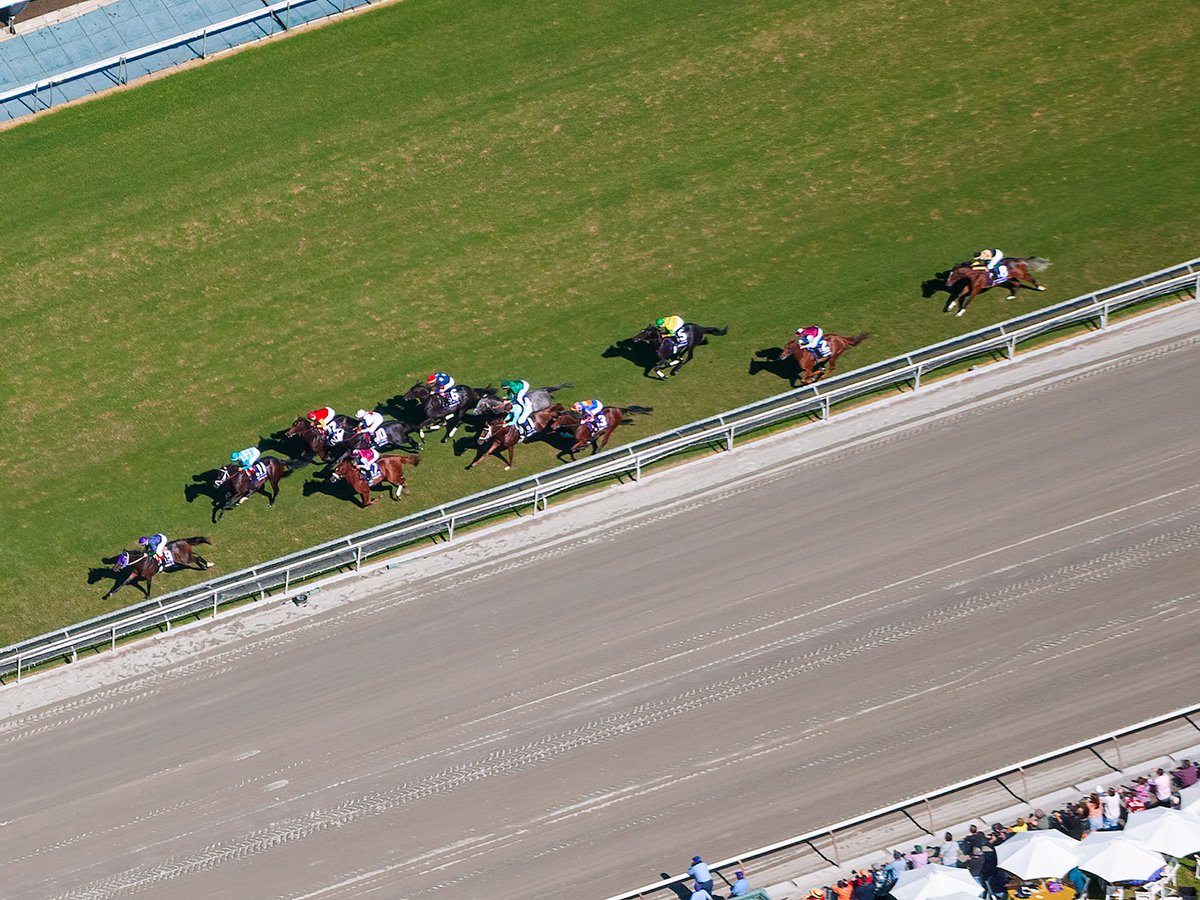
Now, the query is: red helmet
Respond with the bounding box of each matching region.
[426,373,438,384]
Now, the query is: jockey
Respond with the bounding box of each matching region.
[356,408,384,434]
[973,248,1006,280]
[230,446,261,472]
[656,315,685,340]
[354,446,381,479]
[795,325,828,358]
[306,406,340,439]
[501,379,533,427]
[138,533,168,562]
[572,399,604,429]
[426,372,456,398]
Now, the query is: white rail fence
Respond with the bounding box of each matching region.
[0,0,372,116]
[607,703,1200,899]
[1,257,1197,683]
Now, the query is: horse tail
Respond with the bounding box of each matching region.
[1023,256,1051,272]
[698,325,728,336]
[179,536,212,546]
[848,332,870,346]
[284,456,310,471]
[621,405,654,414]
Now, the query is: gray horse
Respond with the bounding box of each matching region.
[473,383,573,418]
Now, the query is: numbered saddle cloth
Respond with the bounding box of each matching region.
[987,264,1009,285]
[442,386,464,409]
[367,426,389,448]
[325,426,346,444]
[158,548,176,569]
[668,329,691,355]
[586,413,609,434]
[248,461,269,487]
[516,419,539,441]
[812,338,831,360]
[358,463,383,485]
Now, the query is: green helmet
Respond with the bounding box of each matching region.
[501,379,521,395]
[655,317,666,328]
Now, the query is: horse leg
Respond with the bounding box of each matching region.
[504,440,516,470]
[1005,280,1018,301]
[468,440,498,469]
[443,413,460,442]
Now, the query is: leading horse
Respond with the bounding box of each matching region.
[628,322,728,378]
[945,257,1050,316]
[779,332,869,385]
[104,537,214,599]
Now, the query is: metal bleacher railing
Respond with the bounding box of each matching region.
[1,257,1198,683]
[0,0,371,118]
[607,702,1200,900]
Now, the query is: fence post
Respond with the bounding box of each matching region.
[212,590,218,619]
[15,655,20,684]
[201,28,207,58]
[1193,273,1199,301]
[634,456,642,481]
[1100,301,1109,330]
[1007,337,1016,360]
[726,426,735,452]
[447,516,455,541]
[913,363,923,390]
[285,0,291,29]
[355,545,363,571]
[821,396,831,420]
[111,627,116,650]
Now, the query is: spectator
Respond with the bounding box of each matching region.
[1065,866,1088,896]
[1085,793,1103,832]
[833,878,854,900]
[807,888,826,900]
[1102,788,1121,830]
[1125,789,1147,815]
[1032,808,1050,830]
[729,869,751,897]
[1173,759,1198,789]
[1011,818,1029,833]
[908,845,929,868]
[1152,769,1173,807]
[938,832,960,868]
[851,870,875,900]
[965,825,988,851]
[688,856,714,896]
[884,851,908,882]
[690,882,713,900]
[965,848,986,886]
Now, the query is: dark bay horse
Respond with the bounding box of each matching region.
[104,537,213,599]
[469,406,563,470]
[549,405,653,455]
[779,332,869,384]
[629,323,728,378]
[402,383,496,442]
[945,257,1050,315]
[336,418,420,461]
[329,455,420,507]
[285,415,357,462]
[212,457,306,521]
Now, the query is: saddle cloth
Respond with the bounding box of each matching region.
[249,461,269,486]
[988,264,1009,285]
[441,387,464,408]
[516,419,539,440]
[668,330,691,355]
[325,426,346,444]
[367,427,389,448]
[358,463,383,485]
[811,338,831,360]
[158,548,176,569]
[586,413,609,434]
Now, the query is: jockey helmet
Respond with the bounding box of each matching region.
[655,317,666,328]
[230,451,239,461]
[426,373,438,384]
[356,409,370,419]
[572,401,585,413]
[138,536,151,546]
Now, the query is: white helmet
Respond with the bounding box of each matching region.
[356,409,370,419]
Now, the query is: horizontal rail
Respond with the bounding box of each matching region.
[606,701,1200,899]
[1,256,1197,682]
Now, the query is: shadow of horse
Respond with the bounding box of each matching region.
[748,347,803,386]
[923,270,969,312]
[301,475,355,504]
[87,556,125,594]
[602,339,658,377]
[184,468,224,504]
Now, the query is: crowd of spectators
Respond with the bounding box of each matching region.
[780,760,1199,900]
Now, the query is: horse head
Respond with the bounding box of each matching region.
[285,417,313,437]
[780,340,800,361]
[403,383,430,403]
[630,325,658,344]
[113,550,131,570]
[329,460,352,483]
[478,419,507,446]
[213,465,234,488]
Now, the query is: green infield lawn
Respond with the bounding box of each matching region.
[0,0,1197,644]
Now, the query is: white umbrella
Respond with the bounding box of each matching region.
[890,865,984,900]
[1122,808,1200,858]
[1074,832,1166,883]
[1178,783,1200,815]
[997,831,1081,879]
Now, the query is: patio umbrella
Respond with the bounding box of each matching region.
[1074,832,1165,883]
[997,831,1081,879]
[890,865,984,900]
[1122,808,1200,858]
[1178,783,1200,816]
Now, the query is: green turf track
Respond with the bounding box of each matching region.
[0,0,1197,644]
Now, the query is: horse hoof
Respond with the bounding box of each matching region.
[1038,286,1046,291]
[956,308,966,317]
[1005,294,1016,300]
[504,465,511,471]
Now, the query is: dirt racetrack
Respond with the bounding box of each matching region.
[1,305,1198,899]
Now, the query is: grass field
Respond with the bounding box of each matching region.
[0,0,1197,645]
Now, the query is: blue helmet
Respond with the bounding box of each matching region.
[230,451,240,462]
[138,536,151,546]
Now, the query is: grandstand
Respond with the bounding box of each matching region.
[0,0,371,120]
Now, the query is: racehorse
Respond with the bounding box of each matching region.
[628,323,728,378]
[779,332,870,385]
[402,383,496,442]
[330,455,421,507]
[285,415,357,462]
[549,405,653,455]
[212,456,306,521]
[945,257,1050,316]
[104,537,213,599]
[469,406,564,470]
[473,383,573,419]
[335,418,420,461]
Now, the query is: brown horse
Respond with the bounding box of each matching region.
[284,415,356,462]
[945,257,1050,316]
[212,456,306,521]
[329,455,420,507]
[779,332,869,385]
[549,405,653,455]
[469,405,563,470]
[105,537,213,599]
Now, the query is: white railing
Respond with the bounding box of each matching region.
[0,0,371,115]
[1,257,1198,683]
[606,703,1200,899]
